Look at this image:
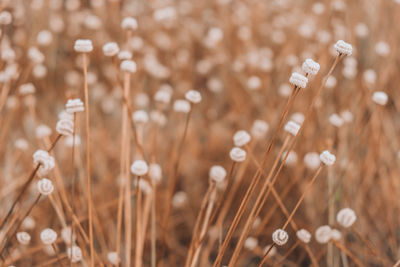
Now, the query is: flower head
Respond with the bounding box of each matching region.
[272,229,289,246]
[209,165,227,183]
[319,150,336,166]
[229,147,247,162]
[296,229,311,243]
[336,208,356,228]
[74,39,93,53]
[40,228,57,245]
[37,178,54,195]
[289,72,308,88]
[130,160,149,176]
[334,40,352,56]
[302,59,320,75]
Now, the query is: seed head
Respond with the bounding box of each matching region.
[33,150,55,175]
[302,59,320,75]
[284,120,301,136]
[67,245,83,263]
[121,17,138,30]
[107,251,120,265]
[37,178,54,195]
[296,229,311,243]
[0,11,12,25]
[102,42,120,57]
[272,229,289,246]
[173,100,191,113]
[334,40,352,56]
[329,113,344,128]
[40,228,57,245]
[132,110,149,124]
[372,91,388,106]
[66,98,84,113]
[251,120,269,139]
[304,152,321,170]
[120,60,137,73]
[185,90,202,104]
[61,226,76,245]
[209,165,227,183]
[56,118,74,136]
[130,160,149,176]
[244,237,258,250]
[19,83,36,95]
[149,163,162,184]
[289,72,308,88]
[337,208,356,228]
[319,150,336,166]
[233,130,251,147]
[16,232,31,245]
[229,147,247,162]
[74,39,93,53]
[315,225,332,244]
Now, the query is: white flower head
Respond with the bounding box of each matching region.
[66,98,84,113]
[304,152,321,170]
[296,229,311,243]
[315,225,332,244]
[121,17,138,30]
[40,228,57,245]
[244,237,258,250]
[319,150,336,166]
[132,110,149,124]
[173,100,191,113]
[372,91,388,106]
[336,208,356,228]
[56,118,74,136]
[16,232,31,245]
[289,72,308,88]
[251,120,269,139]
[284,120,301,136]
[334,40,352,56]
[209,165,227,183]
[329,113,344,128]
[19,83,36,95]
[230,147,247,162]
[61,226,76,245]
[172,191,187,208]
[107,251,120,265]
[272,229,289,246]
[102,42,120,57]
[330,229,342,241]
[74,39,93,53]
[130,160,148,176]
[120,60,137,73]
[233,130,251,147]
[33,150,55,175]
[67,245,83,263]
[185,90,202,104]
[302,59,320,76]
[37,178,54,195]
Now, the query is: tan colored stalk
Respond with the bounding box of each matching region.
[51,243,66,267]
[134,176,142,267]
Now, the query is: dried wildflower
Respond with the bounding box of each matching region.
[209,165,227,183]
[291,112,305,124]
[16,232,31,245]
[66,98,84,113]
[330,229,342,241]
[118,50,132,60]
[155,88,173,104]
[120,60,137,73]
[372,91,388,106]
[185,90,202,104]
[37,30,53,46]
[334,40,352,56]
[40,228,57,245]
[296,229,311,243]
[173,100,191,113]
[284,120,301,136]
[121,17,138,30]
[337,208,357,228]
[282,150,298,166]
[19,83,36,95]
[251,120,269,139]
[130,160,149,176]
[272,229,289,246]
[33,150,55,175]
[67,245,83,263]
[247,76,262,90]
[74,39,93,53]
[61,226,76,245]
[0,11,12,25]
[233,130,251,147]
[319,150,336,166]
[22,216,35,230]
[244,237,258,250]
[102,42,120,57]
[230,147,246,162]
[315,225,332,244]
[107,251,120,265]
[304,152,321,170]
[172,191,188,208]
[302,59,320,76]
[56,118,74,136]
[136,179,152,194]
[149,163,162,184]
[132,110,149,124]
[37,178,54,195]
[289,72,308,88]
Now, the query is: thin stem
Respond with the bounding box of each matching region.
[51,243,66,267]
[258,244,276,267]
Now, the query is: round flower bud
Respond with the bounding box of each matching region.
[130,160,148,176]
[121,17,138,30]
[107,251,120,265]
[67,245,82,263]
[289,72,308,88]
[244,237,258,250]
[272,229,289,246]
[185,90,202,104]
[0,11,12,25]
[173,100,191,113]
[284,120,300,136]
[209,165,227,183]
[132,110,149,124]
[251,120,269,139]
[315,225,332,244]
[56,118,74,136]
[37,178,54,195]
[336,208,356,228]
[319,150,336,166]
[74,39,93,53]
[120,60,137,73]
[372,91,388,106]
[172,191,187,208]
[19,83,36,95]
[296,229,311,243]
[40,228,57,245]
[102,42,119,57]
[304,152,321,170]
[149,163,162,184]
[22,216,35,230]
[334,40,352,56]
[33,150,55,175]
[230,147,246,162]
[233,130,251,147]
[16,232,31,245]
[66,98,84,113]
[302,59,320,75]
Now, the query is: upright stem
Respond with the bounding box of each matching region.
[70,113,77,267]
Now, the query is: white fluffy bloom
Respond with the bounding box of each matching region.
[28,47,45,64]
[319,150,336,166]
[74,39,93,53]
[372,91,388,106]
[304,152,321,170]
[0,11,12,25]
[67,245,83,263]
[40,228,57,245]
[56,118,74,136]
[244,237,258,250]
[229,147,246,162]
[315,225,332,244]
[284,120,301,136]
[296,229,311,243]
[22,216,35,230]
[15,138,29,151]
[102,42,119,57]
[149,163,162,184]
[66,98,84,113]
[36,124,52,139]
[16,232,31,245]
[172,191,187,208]
[33,150,55,175]
[302,59,320,75]
[334,40,352,55]
[251,120,269,139]
[154,89,172,104]
[185,90,202,104]
[173,100,191,113]
[120,60,137,73]
[37,178,54,195]
[107,251,120,265]
[337,208,357,228]
[130,160,148,176]
[61,226,76,245]
[289,72,308,88]
[209,165,227,183]
[375,41,390,57]
[272,229,289,246]
[121,17,138,30]
[233,130,251,147]
[330,229,342,241]
[19,83,36,95]
[37,30,53,46]
[132,110,149,124]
